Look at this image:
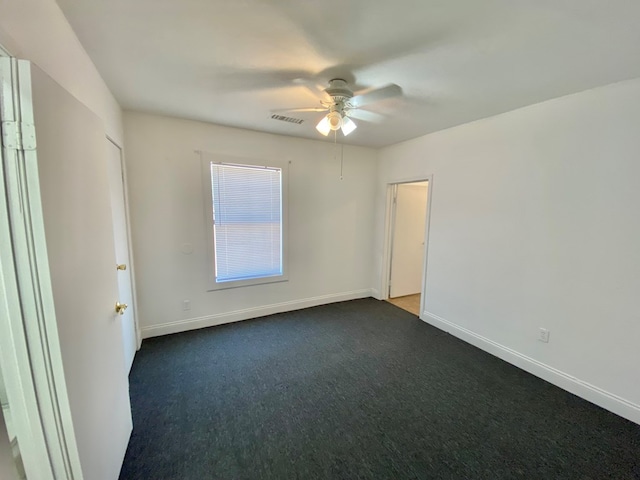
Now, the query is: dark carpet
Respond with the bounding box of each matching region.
[119,298,640,480]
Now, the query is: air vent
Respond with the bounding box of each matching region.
[271,114,304,125]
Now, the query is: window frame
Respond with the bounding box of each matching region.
[202,154,289,291]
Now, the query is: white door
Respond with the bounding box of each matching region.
[389,182,429,298]
[28,60,132,480]
[106,140,137,372]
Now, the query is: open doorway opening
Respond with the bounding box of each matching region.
[385,180,430,316]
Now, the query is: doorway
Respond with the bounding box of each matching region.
[385,180,430,316]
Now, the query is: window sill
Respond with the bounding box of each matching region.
[206,274,289,292]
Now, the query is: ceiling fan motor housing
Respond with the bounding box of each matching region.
[326,78,354,103]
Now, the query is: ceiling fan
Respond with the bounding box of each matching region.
[277,78,402,137]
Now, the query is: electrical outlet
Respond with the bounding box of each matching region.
[183,300,191,311]
[539,328,550,343]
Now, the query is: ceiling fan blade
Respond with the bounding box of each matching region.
[293,78,331,101]
[212,67,316,93]
[350,84,402,108]
[272,107,328,113]
[345,109,385,123]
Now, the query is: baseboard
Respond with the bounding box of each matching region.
[371,288,382,300]
[142,289,373,339]
[422,311,640,426]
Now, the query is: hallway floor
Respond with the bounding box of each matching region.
[386,294,420,316]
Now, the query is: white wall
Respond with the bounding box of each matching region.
[124,112,377,337]
[0,0,123,144]
[375,78,640,424]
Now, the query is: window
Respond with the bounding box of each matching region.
[203,157,288,290]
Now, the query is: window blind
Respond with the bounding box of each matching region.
[211,163,282,283]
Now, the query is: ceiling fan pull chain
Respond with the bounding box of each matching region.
[333,130,344,180]
[340,143,344,181]
[333,128,338,166]
[332,130,343,180]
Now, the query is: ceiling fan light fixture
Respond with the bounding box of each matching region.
[327,111,343,131]
[316,116,331,136]
[341,116,357,136]
[275,79,402,140]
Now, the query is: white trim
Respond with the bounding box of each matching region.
[0,144,52,480]
[370,288,382,300]
[0,57,84,479]
[421,310,640,426]
[380,175,433,304]
[419,176,434,317]
[386,184,398,298]
[379,186,395,300]
[142,289,373,338]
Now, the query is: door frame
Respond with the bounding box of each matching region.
[381,174,434,318]
[106,136,142,349]
[0,55,83,478]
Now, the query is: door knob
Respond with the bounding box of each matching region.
[116,264,127,271]
[115,302,128,315]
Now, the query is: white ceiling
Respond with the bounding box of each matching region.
[56,0,640,148]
